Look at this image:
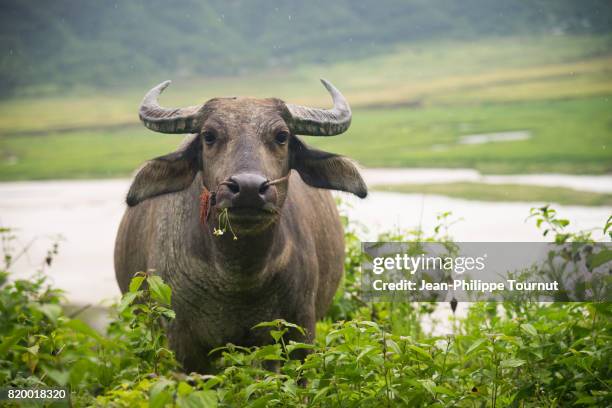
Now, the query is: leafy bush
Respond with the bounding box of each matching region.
[0,209,610,407]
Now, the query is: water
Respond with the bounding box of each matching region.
[459,130,531,145]
[0,175,610,307]
[361,168,612,193]
[429,130,532,152]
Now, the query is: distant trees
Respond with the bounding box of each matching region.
[1,0,610,95]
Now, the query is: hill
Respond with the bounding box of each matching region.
[1,0,611,95]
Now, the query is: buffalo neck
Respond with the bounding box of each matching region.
[209,220,279,276]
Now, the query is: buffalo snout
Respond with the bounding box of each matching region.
[217,173,278,211]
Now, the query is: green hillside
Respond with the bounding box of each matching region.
[1,34,611,180]
[1,0,611,95]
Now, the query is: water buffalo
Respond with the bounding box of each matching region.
[114,79,367,372]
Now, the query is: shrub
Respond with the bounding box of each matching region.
[0,209,610,407]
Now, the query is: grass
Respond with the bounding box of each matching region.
[0,129,184,180]
[2,35,611,134]
[2,97,610,181]
[0,34,611,181]
[374,182,612,206]
[313,97,612,174]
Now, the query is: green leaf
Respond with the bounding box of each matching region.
[356,345,378,362]
[44,368,70,386]
[247,395,274,408]
[252,319,305,336]
[286,342,315,354]
[312,386,330,403]
[252,344,283,361]
[160,308,176,320]
[386,338,402,355]
[604,215,612,232]
[432,385,456,397]
[407,344,432,360]
[270,329,287,343]
[555,219,570,227]
[465,338,486,356]
[65,319,103,341]
[39,303,62,324]
[177,390,217,408]
[588,249,612,269]
[500,358,526,368]
[252,320,280,329]
[147,275,172,306]
[574,395,596,404]
[0,328,27,355]
[149,379,173,408]
[520,323,538,337]
[26,344,39,356]
[418,379,436,396]
[244,383,258,400]
[279,321,306,336]
[129,275,146,293]
[118,291,140,313]
[202,376,222,391]
[177,381,193,397]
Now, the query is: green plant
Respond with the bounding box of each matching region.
[0,207,610,407]
[0,228,178,406]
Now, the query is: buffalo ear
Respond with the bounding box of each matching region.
[290,137,367,198]
[126,135,201,206]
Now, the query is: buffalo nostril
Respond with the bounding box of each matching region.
[227,178,240,194]
[227,173,270,206]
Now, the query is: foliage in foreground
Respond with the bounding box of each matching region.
[0,208,610,407]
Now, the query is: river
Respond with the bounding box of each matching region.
[1,170,610,308]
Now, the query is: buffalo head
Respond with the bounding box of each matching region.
[126,79,367,233]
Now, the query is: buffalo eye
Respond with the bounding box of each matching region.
[274,131,289,145]
[202,130,217,145]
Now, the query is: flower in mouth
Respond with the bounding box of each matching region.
[213,208,238,240]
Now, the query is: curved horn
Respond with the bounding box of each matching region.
[283,79,352,136]
[139,80,205,134]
